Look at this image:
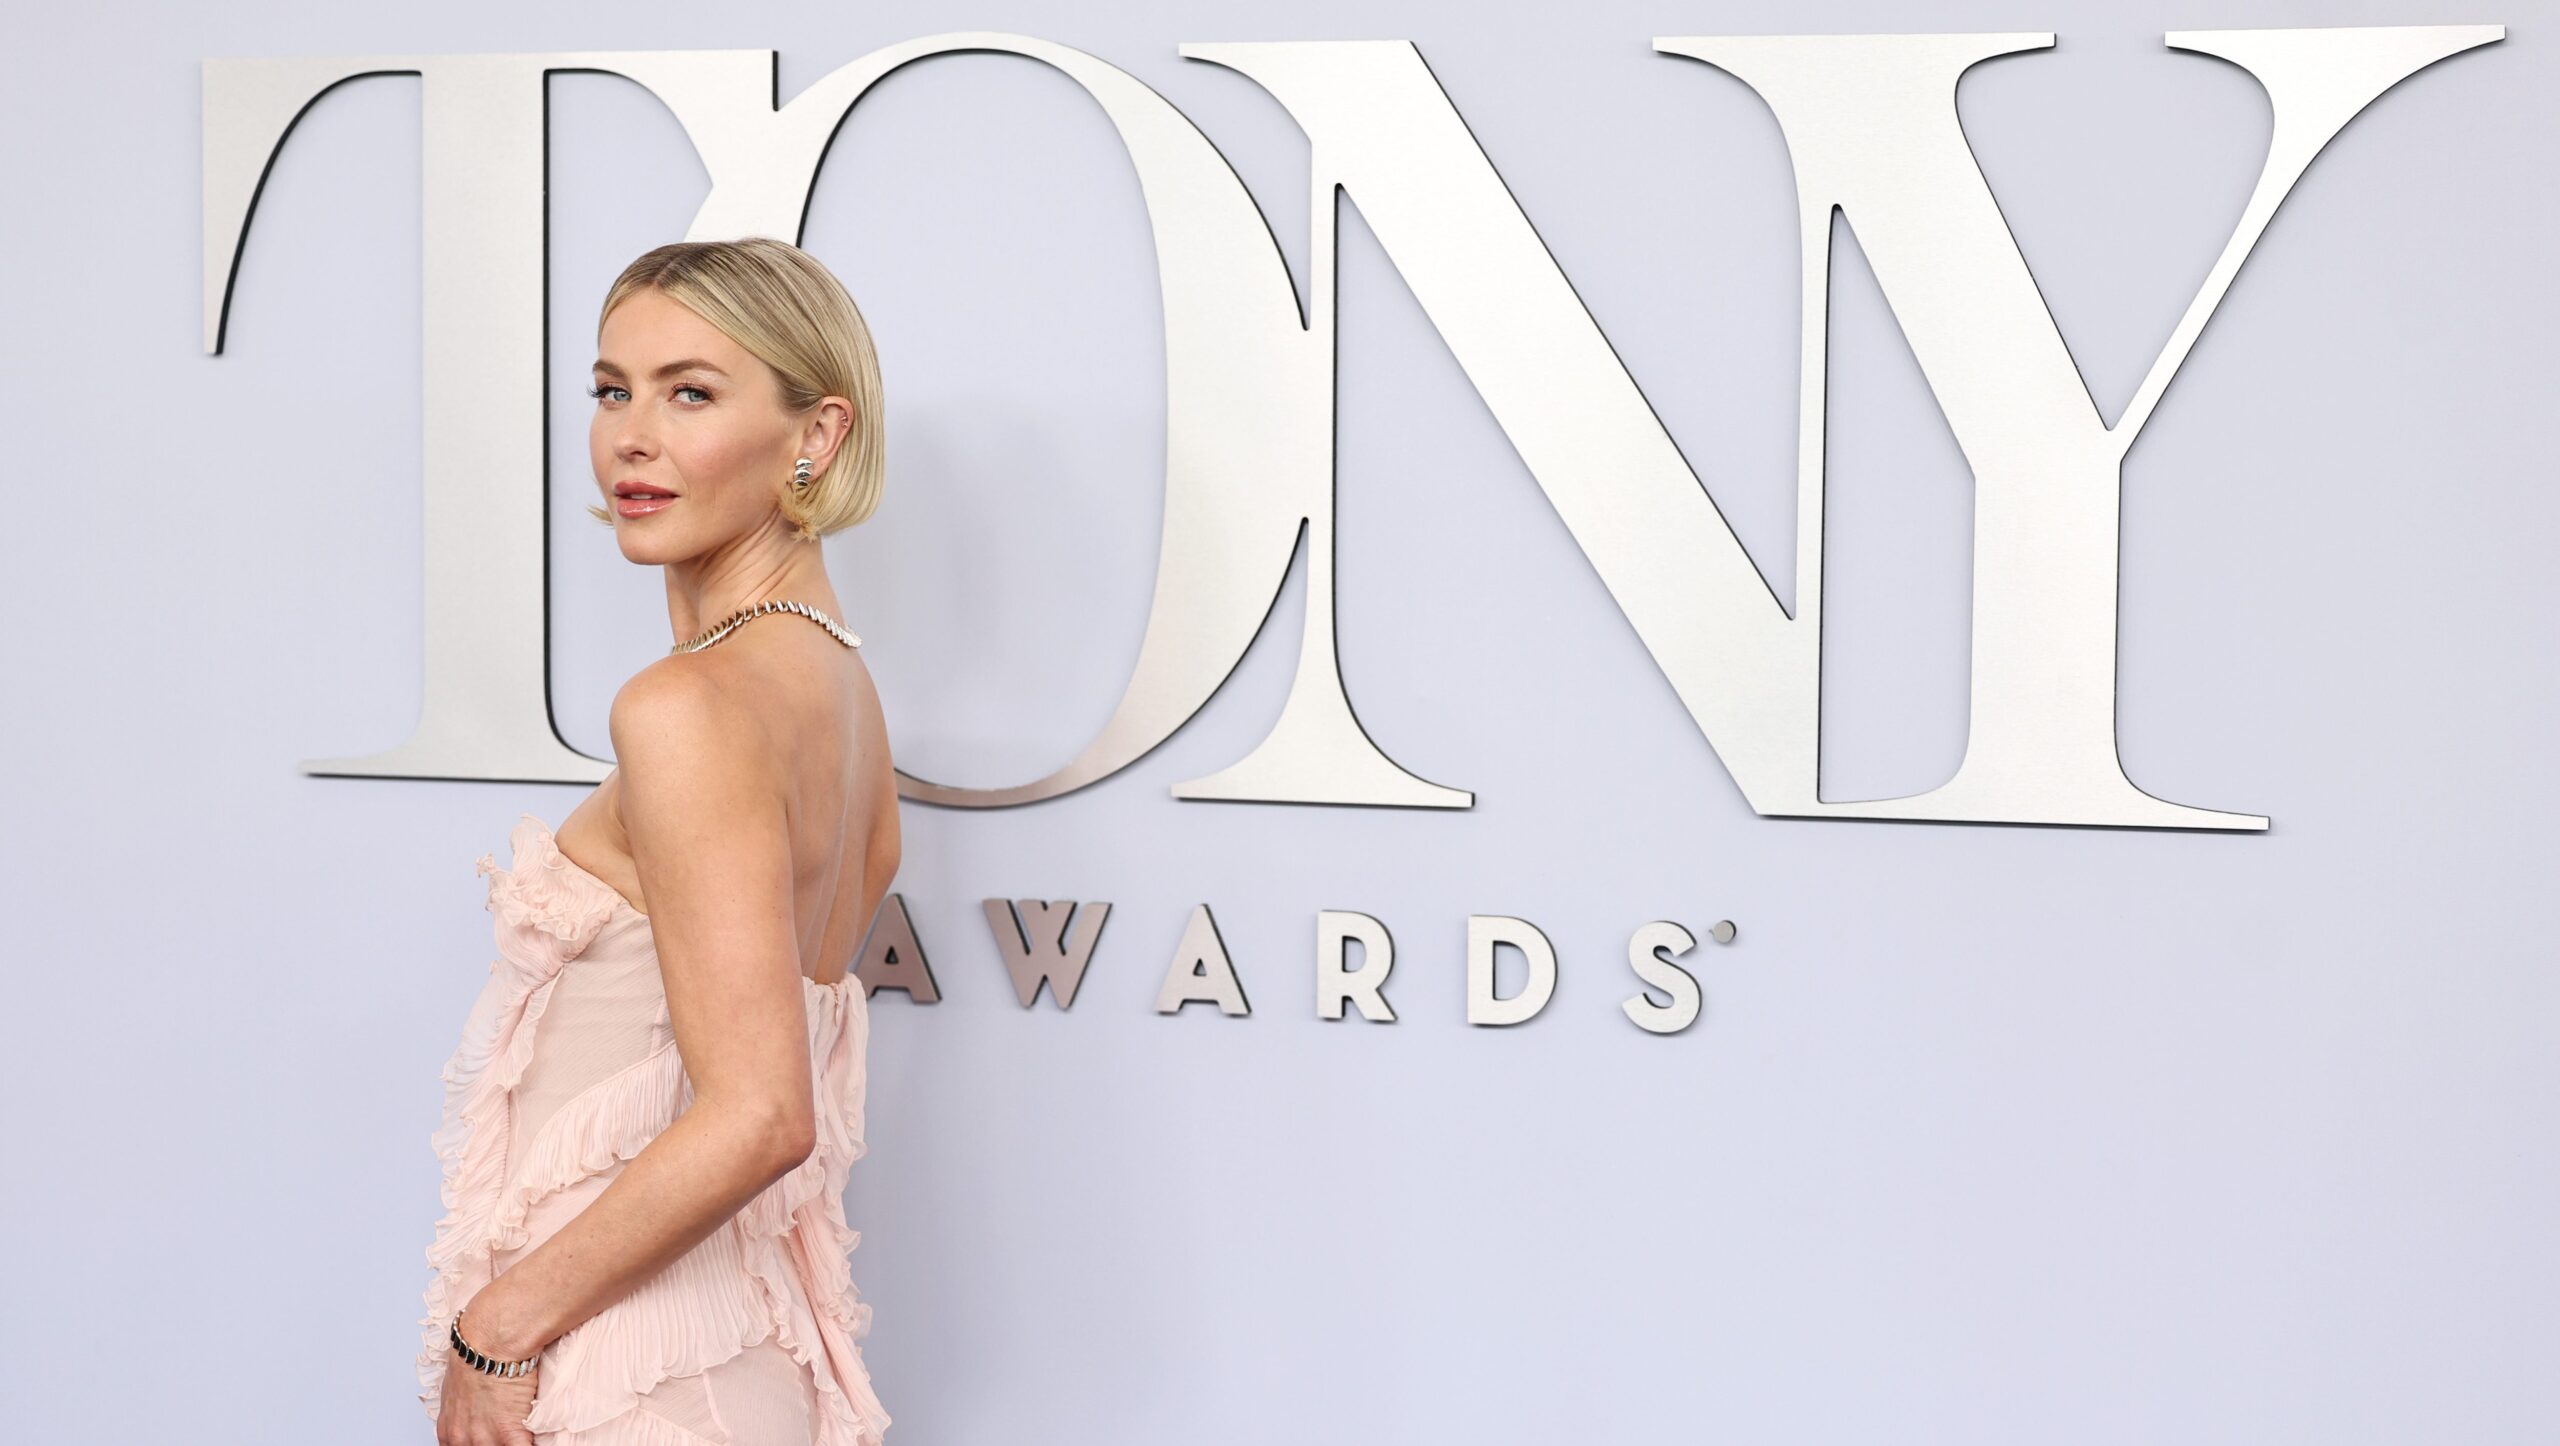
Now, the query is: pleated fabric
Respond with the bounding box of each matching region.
[418,813,892,1446]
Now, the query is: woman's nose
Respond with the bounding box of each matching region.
[609,417,655,460]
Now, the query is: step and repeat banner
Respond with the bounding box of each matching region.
[7,2,2554,1441]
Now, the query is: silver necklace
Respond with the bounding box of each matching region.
[672,598,862,654]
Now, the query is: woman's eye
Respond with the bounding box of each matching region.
[583,382,706,403]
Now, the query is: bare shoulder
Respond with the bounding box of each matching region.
[608,652,790,814]
[612,652,765,756]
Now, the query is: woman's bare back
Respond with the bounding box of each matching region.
[554,620,899,986]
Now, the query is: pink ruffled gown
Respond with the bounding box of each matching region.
[418,814,892,1445]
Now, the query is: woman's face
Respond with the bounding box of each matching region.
[589,288,801,560]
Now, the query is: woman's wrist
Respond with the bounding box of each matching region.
[457,1283,551,1365]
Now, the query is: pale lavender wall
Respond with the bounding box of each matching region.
[4,1,2553,1442]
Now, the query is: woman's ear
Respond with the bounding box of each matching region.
[804,397,855,473]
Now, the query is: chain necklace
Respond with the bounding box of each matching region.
[671,597,862,654]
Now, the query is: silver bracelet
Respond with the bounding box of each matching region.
[449,1306,540,1379]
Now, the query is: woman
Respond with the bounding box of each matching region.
[418,237,899,1446]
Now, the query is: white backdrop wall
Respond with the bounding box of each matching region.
[4,1,2554,1442]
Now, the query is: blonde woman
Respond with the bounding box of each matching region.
[418,238,898,1446]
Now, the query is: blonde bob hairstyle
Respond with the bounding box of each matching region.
[585,237,886,541]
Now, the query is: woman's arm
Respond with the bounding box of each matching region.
[455,659,822,1362]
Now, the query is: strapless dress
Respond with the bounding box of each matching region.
[417,813,891,1445]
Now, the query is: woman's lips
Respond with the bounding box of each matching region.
[614,494,676,517]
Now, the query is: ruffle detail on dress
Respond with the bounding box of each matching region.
[538,979,887,1443]
[481,812,625,961]
[419,814,621,1418]
[735,981,869,1247]
[744,1235,892,1446]
[521,1230,792,1437]
[733,979,892,1445]
[421,814,888,1443]
[503,1037,689,1225]
[416,948,566,1415]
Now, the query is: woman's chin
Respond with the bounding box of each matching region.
[613,528,688,565]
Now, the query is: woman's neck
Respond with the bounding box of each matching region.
[665,543,840,646]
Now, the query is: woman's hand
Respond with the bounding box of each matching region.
[435,1355,540,1446]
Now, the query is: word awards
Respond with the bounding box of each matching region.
[854,899,1741,1035]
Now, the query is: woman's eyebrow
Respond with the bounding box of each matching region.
[591,358,730,380]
